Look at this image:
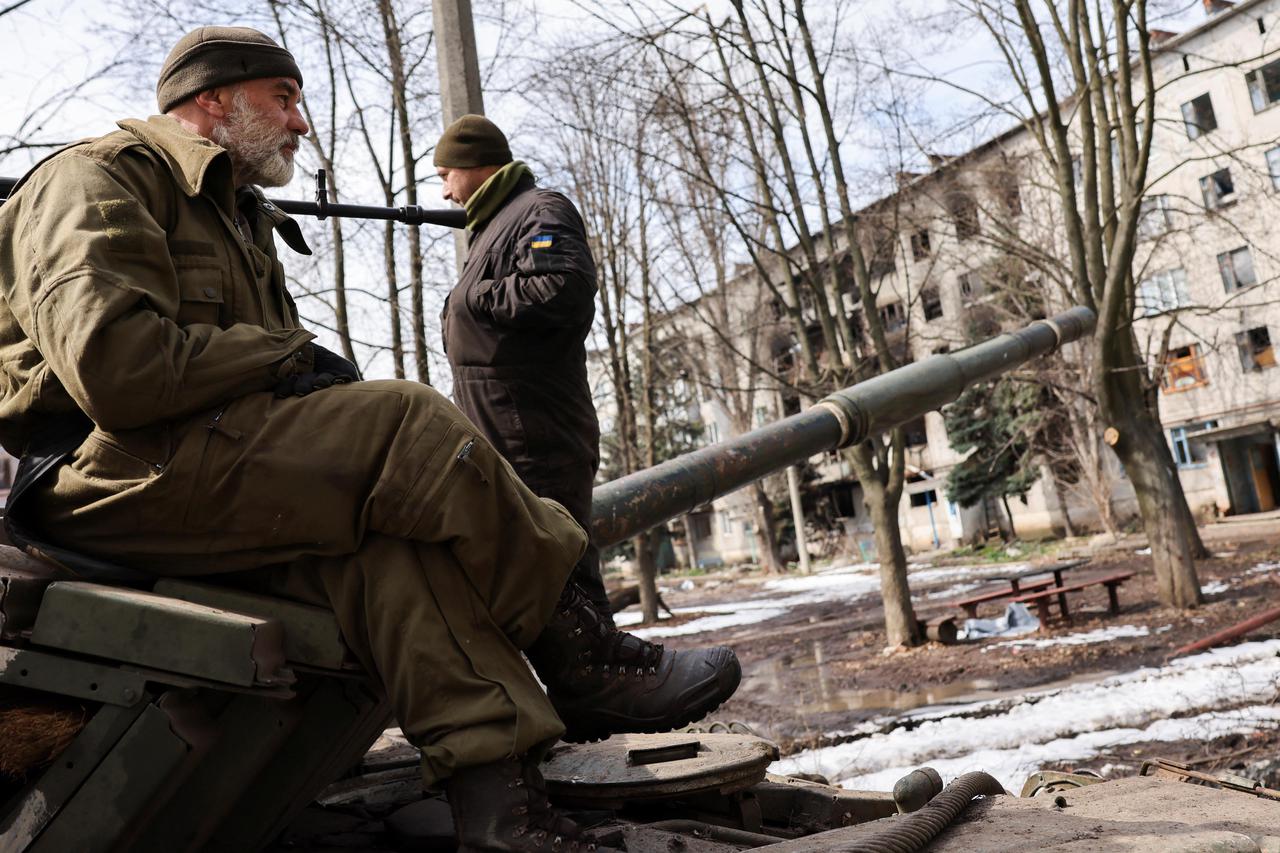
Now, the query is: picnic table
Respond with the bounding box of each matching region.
[1012,570,1135,624]
[951,559,1091,618]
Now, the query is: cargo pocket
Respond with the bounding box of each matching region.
[412,423,480,518]
[174,263,225,327]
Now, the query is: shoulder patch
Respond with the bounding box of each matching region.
[531,234,554,249]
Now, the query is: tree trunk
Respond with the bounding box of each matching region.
[1097,335,1203,608]
[377,0,429,385]
[382,219,405,378]
[862,476,921,647]
[1001,495,1018,541]
[1050,472,1078,538]
[635,530,660,624]
[751,481,783,573]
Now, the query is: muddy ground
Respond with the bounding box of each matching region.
[613,532,1280,777]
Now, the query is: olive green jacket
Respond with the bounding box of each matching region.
[0,115,314,456]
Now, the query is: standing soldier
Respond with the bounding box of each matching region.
[435,116,740,741]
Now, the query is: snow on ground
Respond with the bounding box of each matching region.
[615,560,1035,638]
[772,639,1280,792]
[1201,580,1231,595]
[982,624,1151,651]
[1249,560,1280,575]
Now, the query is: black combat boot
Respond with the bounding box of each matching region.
[527,583,742,743]
[447,756,617,852]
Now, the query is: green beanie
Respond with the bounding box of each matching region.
[157,26,303,113]
[434,114,513,168]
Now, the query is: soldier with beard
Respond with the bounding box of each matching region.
[0,27,738,852]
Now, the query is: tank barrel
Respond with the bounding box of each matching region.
[590,306,1095,549]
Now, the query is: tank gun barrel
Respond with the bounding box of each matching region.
[591,306,1095,549]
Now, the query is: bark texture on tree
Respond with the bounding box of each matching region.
[863,475,921,647]
[1096,338,1203,609]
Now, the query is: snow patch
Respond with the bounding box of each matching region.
[983,624,1150,651]
[773,639,1280,792]
[1201,580,1230,595]
[1249,561,1280,575]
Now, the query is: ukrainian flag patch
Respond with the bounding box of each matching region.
[531,234,554,249]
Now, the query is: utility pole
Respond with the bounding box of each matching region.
[432,0,484,266]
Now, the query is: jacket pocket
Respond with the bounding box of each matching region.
[173,262,225,327]
[75,428,164,483]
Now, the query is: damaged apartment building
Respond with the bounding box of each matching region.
[671,0,1280,567]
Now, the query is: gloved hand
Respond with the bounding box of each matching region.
[275,344,362,398]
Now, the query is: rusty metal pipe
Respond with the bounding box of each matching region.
[591,307,1096,549]
[1168,605,1280,660]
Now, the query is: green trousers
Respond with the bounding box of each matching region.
[30,380,583,784]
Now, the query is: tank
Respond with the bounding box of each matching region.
[5,304,1277,852]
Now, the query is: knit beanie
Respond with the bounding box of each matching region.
[157,26,303,113]
[433,114,513,168]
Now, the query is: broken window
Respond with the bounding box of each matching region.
[946,191,980,241]
[1200,168,1236,209]
[1136,267,1190,316]
[1180,93,1218,138]
[1161,344,1209,394]
[909,489,939,508]
[1138,195,1173,238]
[958,271,985,303]
[1247,58,1280,112]
[922,288,944,321]
[992,169,1022,216]
[910,229,931,260]
[1236,327,1276,372]
[1219,246,1258,292]
[879,301,907,333]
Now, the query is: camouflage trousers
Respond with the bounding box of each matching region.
[29,380,583,784]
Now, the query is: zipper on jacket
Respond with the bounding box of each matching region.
[205,407,243,440]
[456,438,489,485]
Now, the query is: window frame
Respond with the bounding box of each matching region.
[1137,267,1190,316]
[1180,92,1219,139]
[1161,344,1209,394]
[1247,58,1280,113]
[1235,326,1276,372]
[1219,246,1259,293]
[1267,146,1280,191]
[1169,420,1217,468]
[922,287,944,322]
[1200,167,1236,209]
[910,228,931,261]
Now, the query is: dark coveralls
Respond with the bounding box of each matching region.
[441,172,607,614]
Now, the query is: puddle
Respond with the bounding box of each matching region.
[743,639,1123,716]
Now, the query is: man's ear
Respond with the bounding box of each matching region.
[193,87,232,120]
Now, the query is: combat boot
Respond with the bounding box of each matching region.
[447,756,616,852]
[527,583,742,743]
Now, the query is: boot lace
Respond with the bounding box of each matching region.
[562,585,664,676]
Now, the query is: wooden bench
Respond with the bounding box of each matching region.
[1012,571,1135,625]
[952,577,1056,618]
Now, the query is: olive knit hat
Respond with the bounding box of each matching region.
[433,114,513,168]
[157,26,303,113]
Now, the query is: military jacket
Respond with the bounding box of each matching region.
[441,175,600,474]
[0,116,314,460]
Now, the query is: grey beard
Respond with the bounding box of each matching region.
[212,90,298,188]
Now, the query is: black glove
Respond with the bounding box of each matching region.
[275,344,362,398]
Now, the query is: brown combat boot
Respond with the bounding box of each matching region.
[446,756,616,852]
[527,583,742,743]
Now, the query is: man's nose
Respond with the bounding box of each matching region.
[287,106,309,136]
